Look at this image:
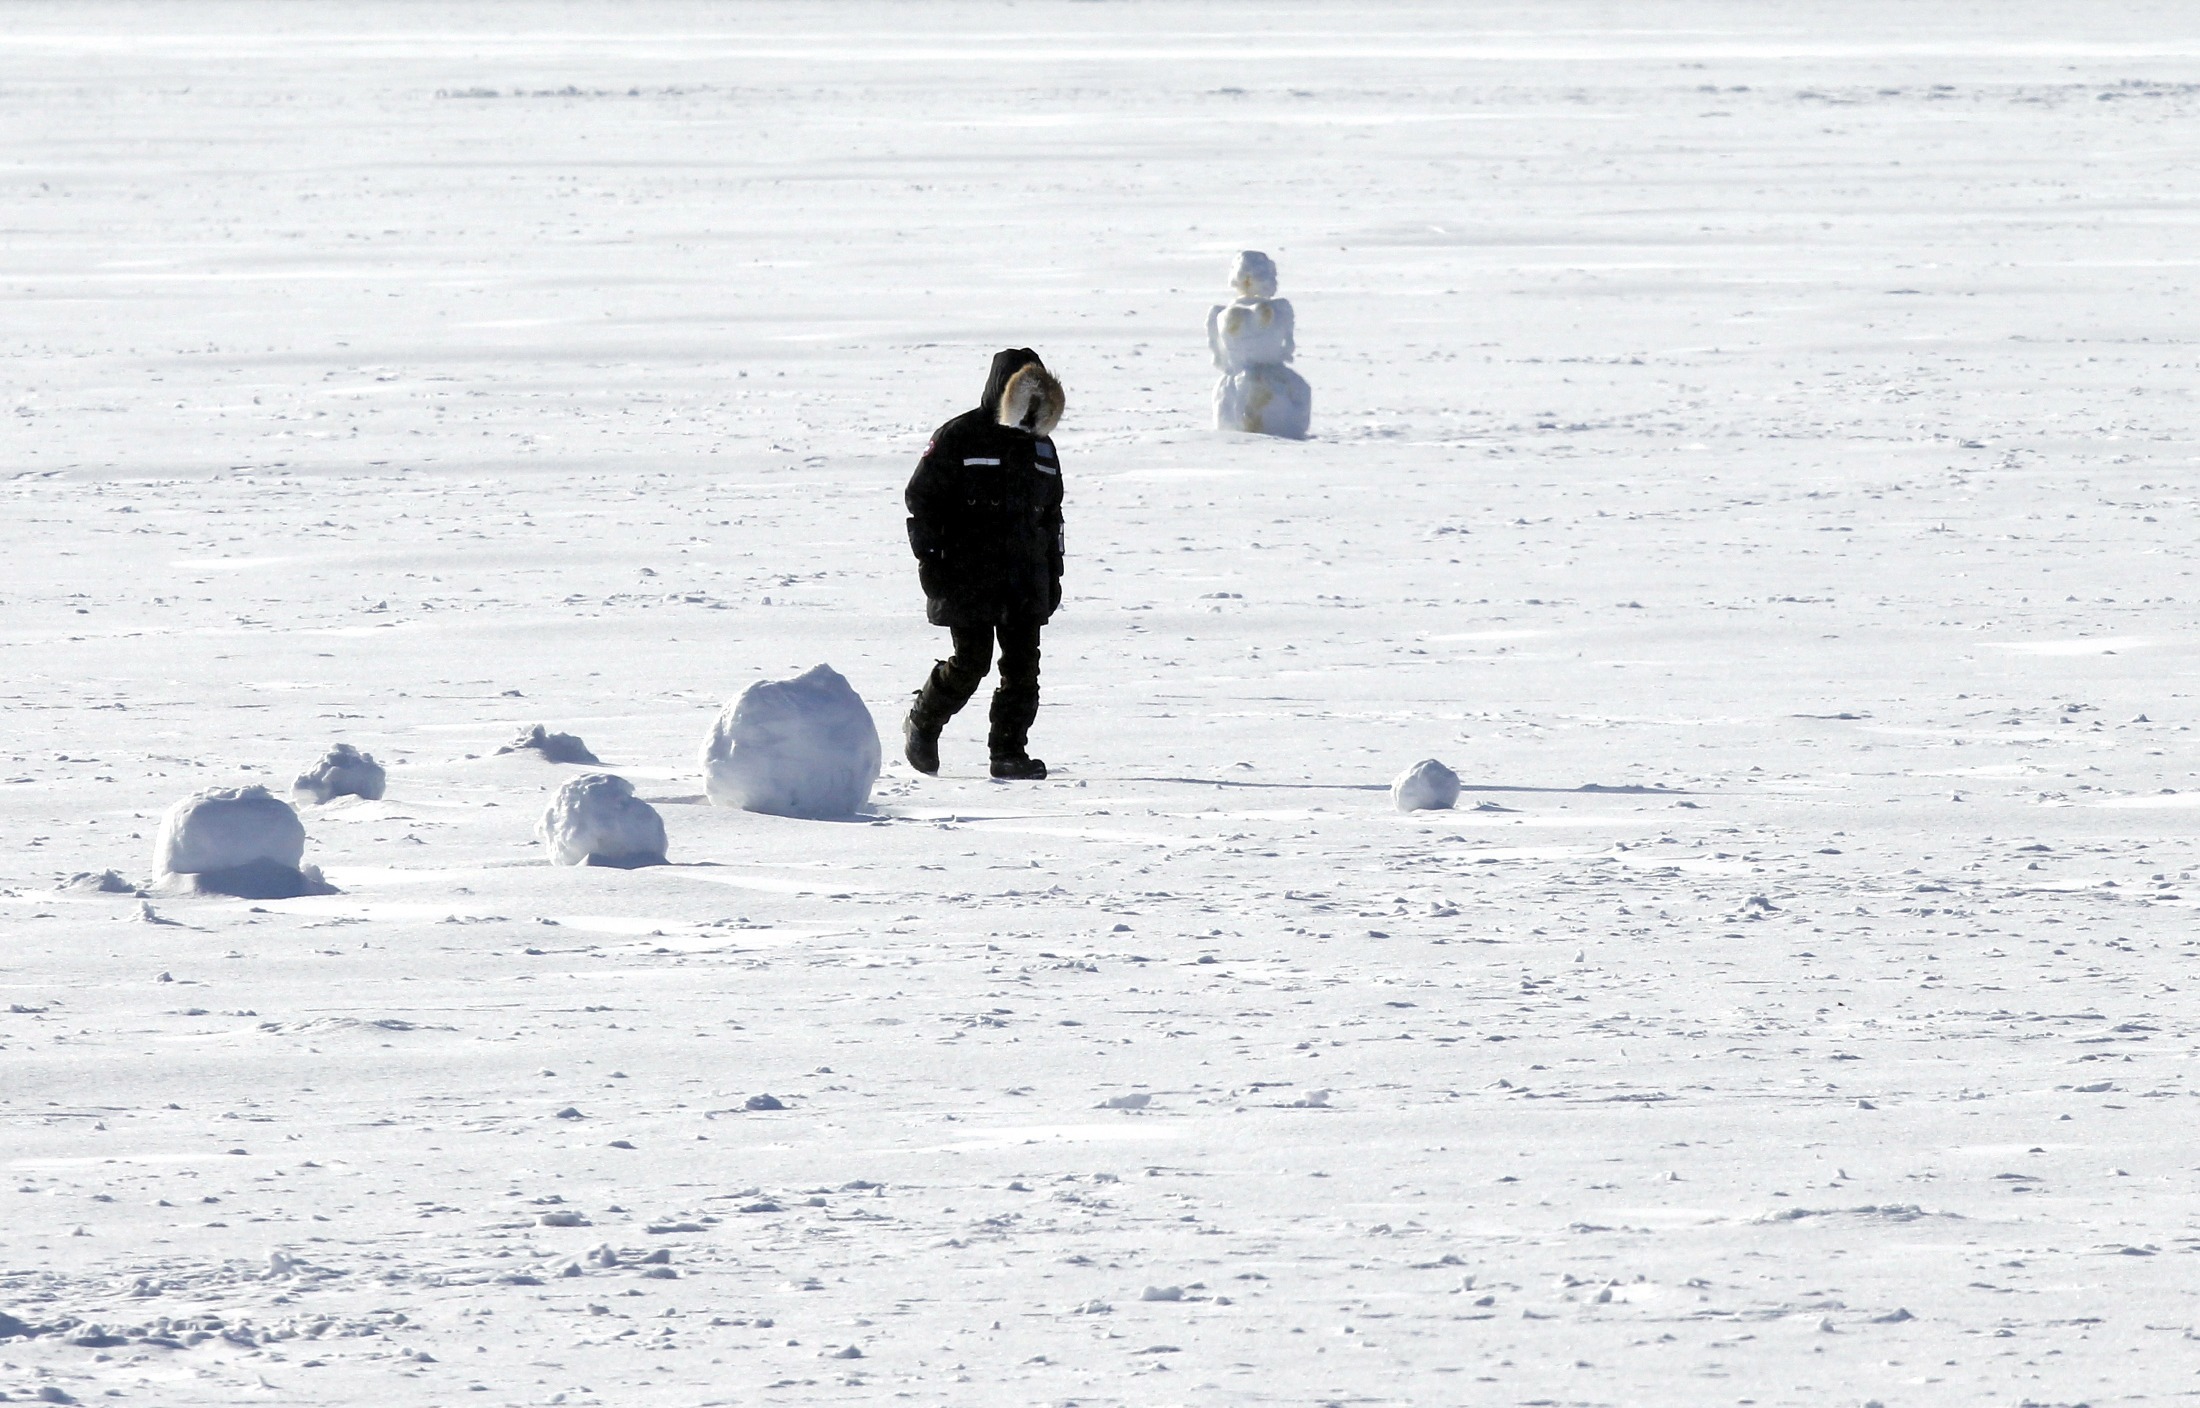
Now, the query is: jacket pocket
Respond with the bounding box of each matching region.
[906,516,941,559]
[917,557,953,602]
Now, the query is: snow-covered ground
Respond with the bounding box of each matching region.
[5,3,2200,1404]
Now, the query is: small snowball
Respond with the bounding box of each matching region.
[293,742,386,804]
[60,870,139,895]
[702,664,881,819]
[1391,758,1461,812]
[536,773,667,868]
[499,724,601,765]
[152,785,333,898]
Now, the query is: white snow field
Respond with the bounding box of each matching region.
[4,2,2200,1403]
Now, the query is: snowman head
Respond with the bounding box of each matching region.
[1231,250,1279,299]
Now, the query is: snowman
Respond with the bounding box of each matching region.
[1207,250,1311,439]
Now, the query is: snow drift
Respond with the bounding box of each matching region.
[536,773,667,868]
[153,785,334,898]
[498,724,600,765]
[702,664,880,819]
[1392,759,1461,812]
[294,743,387,804]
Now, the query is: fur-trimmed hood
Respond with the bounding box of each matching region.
[978,348,1062,437]
[979,347,1038,410]
[997,363,1064,437]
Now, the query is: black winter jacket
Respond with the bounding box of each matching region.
[905,349,1065,628]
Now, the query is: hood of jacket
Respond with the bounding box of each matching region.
[979,348,1043,415]
[998,362,1064,437]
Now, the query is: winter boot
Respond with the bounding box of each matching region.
[904,655,978,777]
[985,664,1042,781]
[903,709,943,776]
[990,752,1047,781]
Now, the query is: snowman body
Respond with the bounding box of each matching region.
[1208,262,1310,439]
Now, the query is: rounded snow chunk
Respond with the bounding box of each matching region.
[293,742,386,804]
[702,665,881,819]
[152,785,333,898]
[157,785,306,875]
[537,773,667,869]
[1392,758,1461,812]
[499,724,601,766]
[60,869,140,895]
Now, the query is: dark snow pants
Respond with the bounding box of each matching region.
[914,621,1042,758]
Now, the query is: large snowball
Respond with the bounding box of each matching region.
[703,664,880,819]
[152,785,332,897]
[537,773,667,868]
[294,743,387,804]
[156,785,307,875]
[1391,758,1461,812]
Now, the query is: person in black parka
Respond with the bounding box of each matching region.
[902,348,1066,780]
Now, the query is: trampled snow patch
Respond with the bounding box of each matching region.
[702,664,880,819]
[294,743,386,804]
[536,773,668,868]
[1392,758,1462,811]
[152,785,334,898]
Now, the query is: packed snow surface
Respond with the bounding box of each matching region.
[703,664,881,818]
[535,773,668,868]
[5,3,2200,1405]
[292,742,387,804]
[1391,757,1461,811]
